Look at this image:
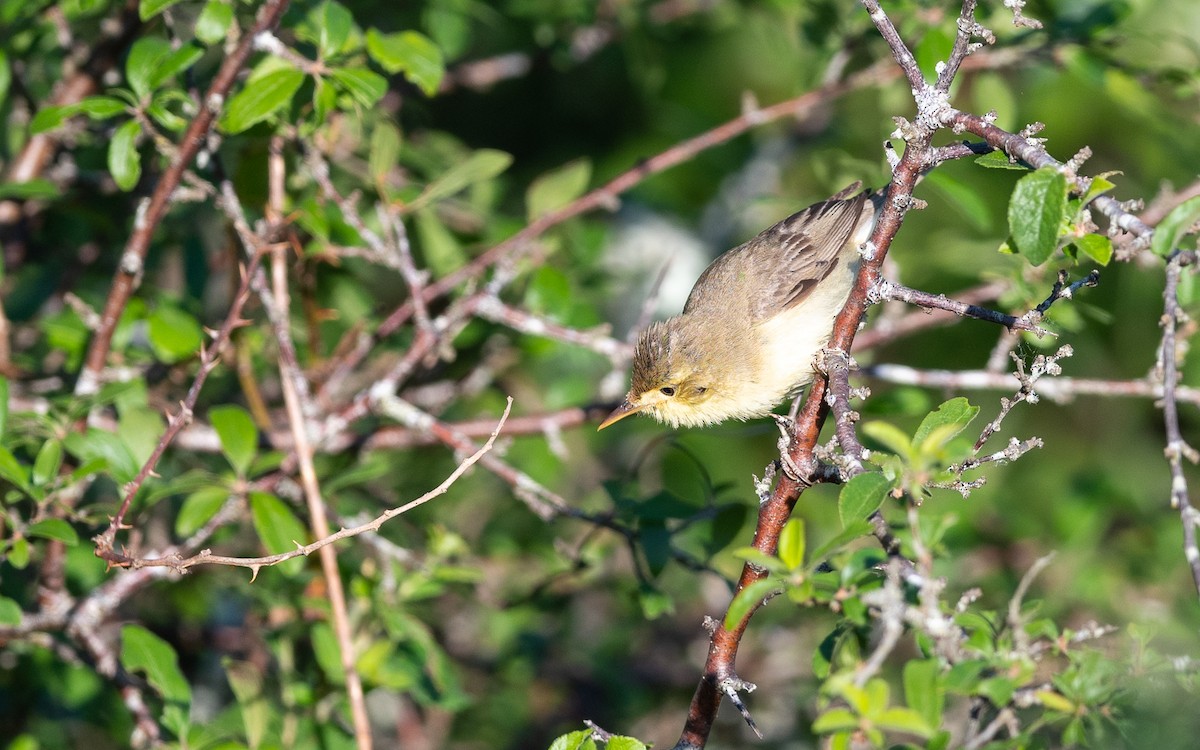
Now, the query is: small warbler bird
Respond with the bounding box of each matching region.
[599,182,881,430]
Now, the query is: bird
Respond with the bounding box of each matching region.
[598,182,882,430]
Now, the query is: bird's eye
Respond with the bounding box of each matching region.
[695,387,707,394]
[660,386,676,397]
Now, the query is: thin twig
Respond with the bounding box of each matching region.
[862,361,1200,405]
[127,399,514,573]
[1160,253,1200,594]
[94,250,266,561]
[871,279,1054,337]
[264,139,372,750]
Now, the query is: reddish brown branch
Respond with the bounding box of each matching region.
[672,111,928,750]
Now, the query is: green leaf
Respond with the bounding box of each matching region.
[0,595,21,626]
[220,67,305,134]
[76,96,127,119]
[874,707,934,737]
[30,105,74,134]
[705,503,748,555]
[31,94,130,133]
[330,67,387,108]
[812,707,860,733]
[7,538,29,569]
[225,661,269,749]
[974,150,1028,170]
[723,578,779,630]
[977,676,1015,706]
[1083,175,1116,204]
[1151,195,1200,256]
[368,121,402,183]
[108,120,142,191]
[0,180,60,200]
[548,730,596,750]
[31,440,63,486]
[64,428,140,485]
[861,420,913,457]
[637,585,674,619]
[314,1,354,58]
[126,36,172,99]
[149,43,203,90]
[0,376,7,437]
[249,492,308,573]
[366,29,444,96]
[209,405,258,476]
[636,491,697,520]
[641,520,670,577]
[526,158,592,221]
[839,473,891,528]
[312,77,337,124]
[311,621,345,684]
[777,517,806,570]
[733,546,788,575]
[606,737,648,750]
[27,518,79,545]
[139,0,186,20]
[121,628,187,700]
[0,445,30,491]
[809,519,873,563]
[147,304,203,363]
[196,1,233,45]
[412,148,512,210]
[1073,233,1112,265]
[863,677,890,713]
[117,406,165,467]
[904,659,944,729]
[913,397,979,449]
[1008,167,1069,265]
[1037,688,1077,714]
[0,50,10,107]
[121,624,191,737]
[176,486,229,537]
[414,208,465,276]
[144,91,185,133]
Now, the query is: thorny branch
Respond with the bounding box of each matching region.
[125,399,515,574]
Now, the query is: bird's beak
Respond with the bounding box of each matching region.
[598,399,645,430]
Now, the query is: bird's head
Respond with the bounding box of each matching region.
[599,319,718,429]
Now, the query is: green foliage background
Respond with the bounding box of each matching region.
[1,0,1199,748]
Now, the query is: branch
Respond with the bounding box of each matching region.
[671,48,931,750]
[863,362,1200,406]
[821,349,868,477]
[76,0,292,397]
[871,279,1054,337]
[263,139,372,750]
[1159,252,1200,595]
[126,399,514,573]
[94,250,266,560]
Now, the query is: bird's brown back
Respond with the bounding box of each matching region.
[682,183,872,325]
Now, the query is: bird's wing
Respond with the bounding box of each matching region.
[683,183,873,322]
